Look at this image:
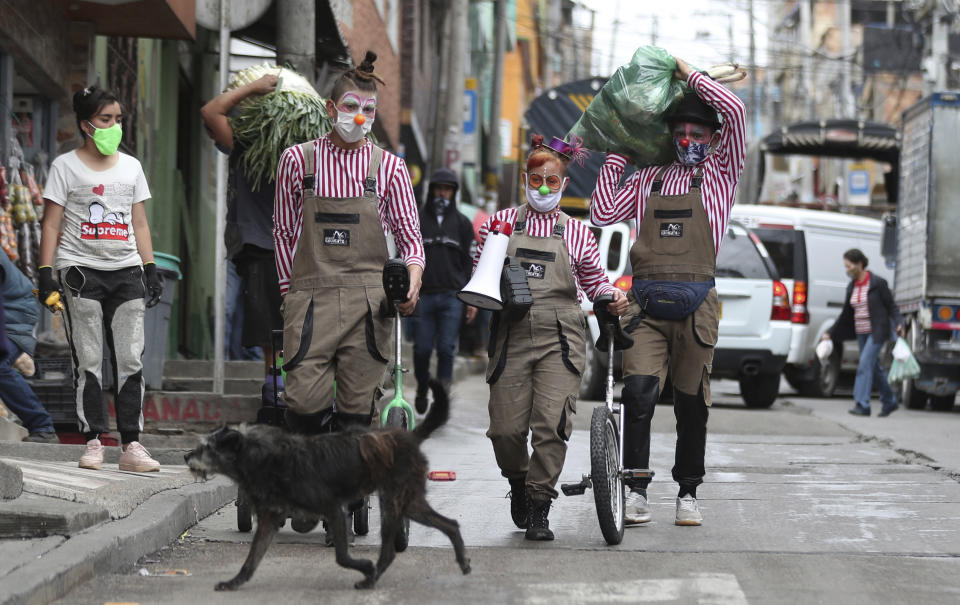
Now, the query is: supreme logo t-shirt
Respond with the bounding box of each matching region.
[43,150,151,271]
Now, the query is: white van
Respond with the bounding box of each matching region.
[731,205,892,397]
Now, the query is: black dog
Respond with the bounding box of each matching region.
[184,380,469,590]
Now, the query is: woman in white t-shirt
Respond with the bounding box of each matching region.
[39,86,164,472]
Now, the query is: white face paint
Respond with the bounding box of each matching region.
[332,91,376,143]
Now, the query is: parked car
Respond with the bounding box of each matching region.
[579,219,792,408]
[731,205,892,397]
[712,221,793,407]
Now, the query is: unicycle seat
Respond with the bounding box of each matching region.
[593,294,633,352]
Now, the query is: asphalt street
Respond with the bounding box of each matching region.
[49,374,960,605]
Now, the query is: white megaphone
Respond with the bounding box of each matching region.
[458,219,513,311]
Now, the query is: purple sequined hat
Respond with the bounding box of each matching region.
[541,136,589,166]
[546,137,573,159]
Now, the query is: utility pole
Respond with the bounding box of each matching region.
[931,0,950,91]
[800,0,815,203]
[748,0,758,139]
[485,0,507,204]
[277,0,315,81]
[429,5,452,180]
[443,0,468,178]
[608,0,621,75]
[651,15,658,47]
[840,0,853,117]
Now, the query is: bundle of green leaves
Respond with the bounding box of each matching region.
[228,64,332,191]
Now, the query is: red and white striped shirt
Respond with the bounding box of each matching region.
[590,71,747,255]
[474,207,616,303]
[852,272,872,334]
[273,137,425,294]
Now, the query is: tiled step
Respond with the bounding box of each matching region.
[162,359,266,380]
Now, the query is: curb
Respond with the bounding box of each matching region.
[0,459,22,500]
[0,477,236,605]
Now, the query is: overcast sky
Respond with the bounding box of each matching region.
[579,0,771,76]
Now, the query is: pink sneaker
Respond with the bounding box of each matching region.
[118,442,160,473]
[78,439,104,470]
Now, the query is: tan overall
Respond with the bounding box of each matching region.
[280,141,392,419]
[619,166,719,491]
[621,167,719,398]
[486,205,587,501]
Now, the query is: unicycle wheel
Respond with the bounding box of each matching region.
[590,405,624,545]
[236,488,253,533]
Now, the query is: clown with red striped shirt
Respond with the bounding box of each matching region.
[271,52,423,465]
[470,134,626,541]
[589,56,747,528]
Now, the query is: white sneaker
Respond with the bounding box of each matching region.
[624,490,651,524]
[78,438,104,470]
[675,495,702,526]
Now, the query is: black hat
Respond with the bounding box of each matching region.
[428,167,459,196]
[666,92,721,131]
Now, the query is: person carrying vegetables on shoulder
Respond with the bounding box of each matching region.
[201,71,283,375]
[589,55,746,528]
[38,86,163,472]
[272,51,424,535]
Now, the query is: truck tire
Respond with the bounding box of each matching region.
[580,342,605,401]
[930,394,956,412]
[798,354,840,398]
[739,373,780,408]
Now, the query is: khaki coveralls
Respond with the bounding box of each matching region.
[620,166,719,491]
[280,142,392,422]
[486,205,587,501]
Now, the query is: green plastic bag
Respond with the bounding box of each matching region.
[887,337,921,383]
[567,46,691,167]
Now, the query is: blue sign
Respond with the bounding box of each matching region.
[849,170,870,195]
[464,89,477,135]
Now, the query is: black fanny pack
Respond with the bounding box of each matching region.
[631,278,715,320]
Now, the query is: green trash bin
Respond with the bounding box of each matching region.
[143,252,181,390]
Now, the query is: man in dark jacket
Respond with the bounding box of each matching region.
[0,252,57,442]
[411,167,475,413]
[823,248,904,417]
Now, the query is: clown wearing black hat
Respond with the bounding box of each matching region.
[589,55,747,528]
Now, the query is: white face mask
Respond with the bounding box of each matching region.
[525,181,566,213]
[333,110,373,143]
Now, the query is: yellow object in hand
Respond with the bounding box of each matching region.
[45,291,64,312]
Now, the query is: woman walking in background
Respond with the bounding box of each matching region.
[822,248,903,417]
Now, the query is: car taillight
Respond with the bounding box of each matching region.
[771,280,791,321]
[614,275,633,291]
[791,280,809,324]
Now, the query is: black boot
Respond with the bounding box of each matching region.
[508,477,528,528]
[525,497,554,541]
[415,382,429,414]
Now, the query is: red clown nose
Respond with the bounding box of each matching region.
[679,138,690,148]
[354,114,366,125]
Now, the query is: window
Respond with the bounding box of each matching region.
[716,224,774,279]
[752,227,804,280]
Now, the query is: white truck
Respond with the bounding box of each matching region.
[884,92,960,411]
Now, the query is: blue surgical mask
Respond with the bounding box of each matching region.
[674,140,711,166]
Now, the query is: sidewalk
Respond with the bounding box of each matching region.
[0,350,484,605]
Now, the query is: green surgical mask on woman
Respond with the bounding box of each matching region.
[86,121,122,155]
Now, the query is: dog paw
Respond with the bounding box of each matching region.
[215,580,238,591]
[354,577,377,590]
[461,559,472,575]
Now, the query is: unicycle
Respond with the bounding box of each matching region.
[560,294,652,545]
[379,259,415,551]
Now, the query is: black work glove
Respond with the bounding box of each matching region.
[143,262,164,308]
[37,266,62,313]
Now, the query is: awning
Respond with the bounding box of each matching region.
[62,0,196,40]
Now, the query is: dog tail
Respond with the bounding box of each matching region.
[413,378,449,441]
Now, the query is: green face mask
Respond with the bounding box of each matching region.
[86,121,122,155]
